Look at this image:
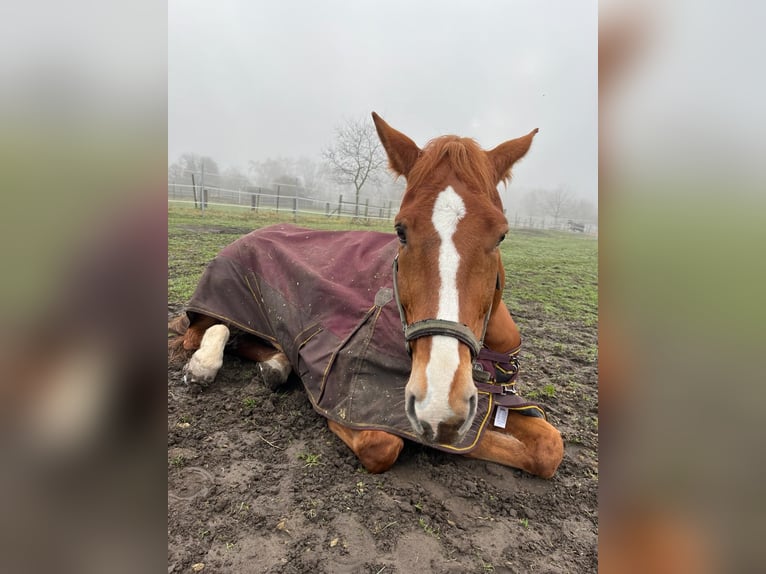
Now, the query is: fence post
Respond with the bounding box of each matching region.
[293,196,298,222]
[201,164,205,214]
[338,194,343,219]
[388,200,393,220]
[325,202,330,217]
[276,185,281,213]
[364,198,369,219]
[191,173,198,209]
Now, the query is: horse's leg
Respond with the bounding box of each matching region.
[466,412,563,478]
[181,314,218,351]
[183,324,230,384]
[233,335,292,390]
[327,420,404,474]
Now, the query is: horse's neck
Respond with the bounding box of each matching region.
[483,293,522,353]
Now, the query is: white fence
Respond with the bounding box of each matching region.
[167,181,597,234]
[168,182,397,221]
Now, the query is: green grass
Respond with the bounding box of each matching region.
[299,452,322,467]
[168,204,396,303]
[168,205,598,331]
[500,229,597,327]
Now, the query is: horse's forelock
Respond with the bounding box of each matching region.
[406,136,498,199]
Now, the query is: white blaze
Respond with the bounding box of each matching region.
[419,186,466,427]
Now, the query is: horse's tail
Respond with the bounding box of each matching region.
[168,314,192,367]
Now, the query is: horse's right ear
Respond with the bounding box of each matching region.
[372,112,421,178]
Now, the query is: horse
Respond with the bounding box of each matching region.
[168,112,563,477]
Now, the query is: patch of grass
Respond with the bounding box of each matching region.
[299,452,322,467]
[500,229,597,327]
[519,517,529,529]
[478,556,495,572]
[541,384,557,398]
[418,517,441,539]
[242,397,257,409]
[169,454,186,467]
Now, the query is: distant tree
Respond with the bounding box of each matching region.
[568,197,598,223]
[322,116,387,216]
[522,187,574,224]
[168,162,184,183]
[248,157,298,189]
[177,152,219,177]
[219,166,251,191]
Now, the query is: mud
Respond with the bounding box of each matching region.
[168,297,597,573]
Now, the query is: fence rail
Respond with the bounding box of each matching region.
[167,182,597,234]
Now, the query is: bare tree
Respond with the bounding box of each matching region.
[323,116,388,216]
[522,187,574,224]
[541,187,573,224]
[177,152,219,176]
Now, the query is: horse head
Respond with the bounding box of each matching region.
[372,112,538,444]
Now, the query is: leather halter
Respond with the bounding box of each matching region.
[392,254,496,358]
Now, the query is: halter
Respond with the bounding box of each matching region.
[392,254,496,358]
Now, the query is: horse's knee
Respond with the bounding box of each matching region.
[533,426,564,479]
[179,315,218,350]
[356,430,404,474]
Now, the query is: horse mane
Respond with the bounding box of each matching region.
[406,136,501,197]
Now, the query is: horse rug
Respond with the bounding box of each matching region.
[185,224,545,454]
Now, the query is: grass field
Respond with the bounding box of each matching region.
[168,204,598,329]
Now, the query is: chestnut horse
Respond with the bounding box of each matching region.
[170,112,563,477]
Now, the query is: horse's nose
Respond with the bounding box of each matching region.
[405,391,477,444]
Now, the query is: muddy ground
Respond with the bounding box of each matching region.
[168,298,597,573]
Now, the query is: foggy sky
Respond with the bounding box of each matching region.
[169,0,597,203]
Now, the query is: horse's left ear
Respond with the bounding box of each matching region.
[372,112,421,178]
[487,128,539,184]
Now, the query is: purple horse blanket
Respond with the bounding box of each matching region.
[185,224,544,454]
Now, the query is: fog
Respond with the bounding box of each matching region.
[169,0,597,208]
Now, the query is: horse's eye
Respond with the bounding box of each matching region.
[497,233,506,246]
[395,225,407,245]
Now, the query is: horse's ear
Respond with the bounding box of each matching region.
[487,128,539,184]
[372,112,421,178]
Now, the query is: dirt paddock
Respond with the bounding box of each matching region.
[168,302,598,573]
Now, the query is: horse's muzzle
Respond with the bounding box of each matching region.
[405,391,477,444]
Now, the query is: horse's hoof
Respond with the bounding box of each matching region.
[183,353,222,385]
[182,361,218,386]
[258,358,289,391]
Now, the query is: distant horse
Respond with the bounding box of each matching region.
[169,112,563,477]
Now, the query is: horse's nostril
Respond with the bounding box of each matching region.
[405,393,424,435]
[421,421,434,442]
